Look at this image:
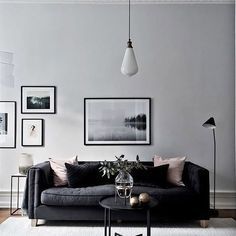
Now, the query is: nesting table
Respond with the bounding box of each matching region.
[10,174,27,215]
[99,196,158,236]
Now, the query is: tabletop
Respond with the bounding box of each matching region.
[99,196,158,211]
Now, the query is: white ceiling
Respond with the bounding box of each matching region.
[0,0,234,4]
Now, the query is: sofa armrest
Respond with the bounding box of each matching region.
[27,161,52,218]
[183,162,209,194]
[32,161,52,186]
[183,162,209,210]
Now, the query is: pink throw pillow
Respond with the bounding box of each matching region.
[153,156,186,186]
[49,156,78,186]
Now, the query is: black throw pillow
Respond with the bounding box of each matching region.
[131,164,169,188]
[96,169,116,185]
[65,163,100,188]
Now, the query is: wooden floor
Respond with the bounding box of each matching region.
[218,209,236,219]
[0,208,235,224]
[0,209,10,224]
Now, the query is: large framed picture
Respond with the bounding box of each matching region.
[0,101,16,148]
[21,86,56,114]
[22,119,44,147]
[84,98,151,145]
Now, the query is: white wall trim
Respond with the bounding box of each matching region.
[0,190,235,209]
[0,190,24,208]
[210,191,236,209]
[0,0,234,5]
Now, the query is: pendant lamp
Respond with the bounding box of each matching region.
[0,51,14,87]
[121,0,138,77]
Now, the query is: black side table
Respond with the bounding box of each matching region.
[10,174,27,215]
[99,196,158,236]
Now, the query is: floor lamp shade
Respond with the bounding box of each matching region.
[202,117,216,129]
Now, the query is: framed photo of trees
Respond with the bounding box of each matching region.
[21,86,56,114]
[84,98,151,145]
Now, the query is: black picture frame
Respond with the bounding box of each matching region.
[21,118,44,147]
[84,97,151,146]
[0,101,16,148]
[21,86,56,114]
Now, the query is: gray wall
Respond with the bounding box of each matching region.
[0,3,235,194]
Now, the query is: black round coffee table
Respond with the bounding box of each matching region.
[99,196,158,236]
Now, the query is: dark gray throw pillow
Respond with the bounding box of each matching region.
[65,163,100,188]
[131,164,169,188]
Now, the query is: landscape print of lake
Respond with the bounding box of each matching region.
[85,98,151,145]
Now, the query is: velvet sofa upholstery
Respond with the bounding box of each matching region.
[23,161,209,224]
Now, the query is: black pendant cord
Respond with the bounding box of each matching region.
[128,0,131,41]
[126,0,133,48]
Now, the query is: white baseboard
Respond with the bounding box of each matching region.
[210,191,236,209]
[0,190,235,209]
[0,190,24,208]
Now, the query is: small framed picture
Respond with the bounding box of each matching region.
[0,101,16,148]
[84,98,151,145]
[21,86,56,114]
[22,119,44,147]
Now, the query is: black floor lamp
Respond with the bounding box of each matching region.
[202,117,218,216]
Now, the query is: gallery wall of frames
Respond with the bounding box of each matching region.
[0,86,152,148]
[0,86,56,148]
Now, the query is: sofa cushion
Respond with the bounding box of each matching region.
[41,185,115,206]
[41,184,198,208]
[49,156,78,187]
[131,164,169,188]
[132,185,198,207]
[65,162,116,187]
[153,156,186,186]
[65,162,99,188]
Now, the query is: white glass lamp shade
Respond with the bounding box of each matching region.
[0,62,14,87]
[121,40,138,77]
[0,51,13,64]
[0,51,14,87]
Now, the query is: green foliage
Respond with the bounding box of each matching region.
[99,154,145,179]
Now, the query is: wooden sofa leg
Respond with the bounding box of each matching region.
[200,220,209,228]
[31,219,38,227]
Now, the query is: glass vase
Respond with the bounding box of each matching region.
[115,170,133,199]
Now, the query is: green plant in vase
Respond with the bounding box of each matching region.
[99,155,145,200]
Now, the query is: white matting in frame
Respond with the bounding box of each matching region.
[0,101,16,148]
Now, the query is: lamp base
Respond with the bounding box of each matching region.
[210,208,219,218]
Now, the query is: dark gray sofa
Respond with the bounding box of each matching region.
[23,161,210,227]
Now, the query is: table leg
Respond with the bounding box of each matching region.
[10,176,13,215]
[108,208,111,236]
[147,209,150,236]
[17,177,19,210]
[104,208,107,236]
